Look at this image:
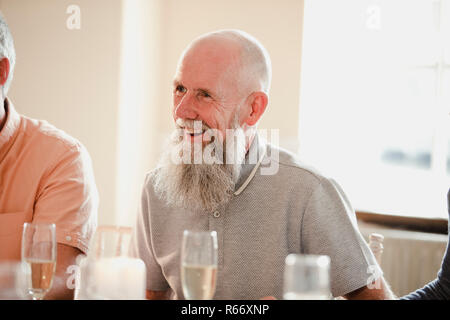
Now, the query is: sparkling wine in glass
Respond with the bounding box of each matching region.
[283,254,331,300]
[21,223,57,300]
[181,230,218,300]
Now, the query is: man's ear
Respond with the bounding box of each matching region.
[0,57,10,87]
[244,92,268,126]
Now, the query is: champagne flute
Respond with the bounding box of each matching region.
[181,230,218,300]
[21,223,57,300]
[283,254,331,300]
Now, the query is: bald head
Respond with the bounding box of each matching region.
[177,29,272,97]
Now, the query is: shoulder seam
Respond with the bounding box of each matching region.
[264,151,324,184]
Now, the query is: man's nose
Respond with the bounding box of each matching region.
[174,93,198,120]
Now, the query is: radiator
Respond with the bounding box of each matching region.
[359,221,448,297]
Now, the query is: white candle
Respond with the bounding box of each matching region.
[81,257,146,300]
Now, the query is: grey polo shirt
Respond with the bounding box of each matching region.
[130,134,382,299]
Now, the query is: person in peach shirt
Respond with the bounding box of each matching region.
[0,14,98,299]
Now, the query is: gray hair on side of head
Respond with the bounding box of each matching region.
[0,12,15,96]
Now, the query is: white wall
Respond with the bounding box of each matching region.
[0,0,123,226]
[116,0,163,226]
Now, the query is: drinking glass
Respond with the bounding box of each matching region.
[283,254,331,300]
[181,230,218,300]
[89,227,132,258]
[21,223,57,300]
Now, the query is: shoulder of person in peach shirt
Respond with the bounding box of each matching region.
[0,99,99,300]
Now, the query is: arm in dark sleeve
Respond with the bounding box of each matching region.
[400,189,450,300]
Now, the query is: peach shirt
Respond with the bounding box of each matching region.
[0,98,98,261]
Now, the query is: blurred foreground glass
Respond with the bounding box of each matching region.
[76,256,146,300]
[181,230,218,300]
[0,262,28,300]
[21,223,56,300]
[89,226,132,258]
[283,254,331,300]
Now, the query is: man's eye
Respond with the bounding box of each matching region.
[200,91,211,98]
[175,85,186,94]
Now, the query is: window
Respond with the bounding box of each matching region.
[299,0,450,219]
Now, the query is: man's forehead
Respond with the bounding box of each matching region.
[175,38,241,86]
[175,61,227,88]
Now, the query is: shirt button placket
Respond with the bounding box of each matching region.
[209,209,224,268]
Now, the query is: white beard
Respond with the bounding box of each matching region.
[153,118,247,213]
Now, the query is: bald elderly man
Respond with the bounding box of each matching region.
[130,29,394,300]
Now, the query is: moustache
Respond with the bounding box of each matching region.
[175,118,210,131]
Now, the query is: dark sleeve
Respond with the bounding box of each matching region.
[400,189,450,300]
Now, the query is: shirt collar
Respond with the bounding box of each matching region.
[0,98,21,160]
[234,133,267,195]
